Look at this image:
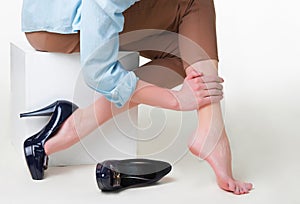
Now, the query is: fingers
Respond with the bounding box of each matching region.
[199,82,223,90]
[200,89,223,97]
[187,70,224,84]
[200,95,223,107]
[186,69,203,80]
[198,75,224,83]
[180,71,225,110]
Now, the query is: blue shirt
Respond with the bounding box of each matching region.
[21,0,140,107]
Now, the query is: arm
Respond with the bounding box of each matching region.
[130,70,224,111]
[80,0,140,108]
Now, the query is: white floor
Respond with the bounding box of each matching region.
[1,95,300,204]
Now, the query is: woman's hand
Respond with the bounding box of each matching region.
[171,69,224,111]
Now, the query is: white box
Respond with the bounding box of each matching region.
[10,41,140,166]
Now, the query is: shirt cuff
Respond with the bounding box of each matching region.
[83,66,139,108]
[110,71,138,108]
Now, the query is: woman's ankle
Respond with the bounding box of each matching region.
[188,126,225,159]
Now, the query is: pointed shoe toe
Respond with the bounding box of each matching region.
[23,138,48,180]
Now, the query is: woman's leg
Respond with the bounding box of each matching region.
[178,0,252,194]
[186,62,253,195]
[44,96,138,155]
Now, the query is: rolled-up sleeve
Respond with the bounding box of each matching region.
[80,0,139,107]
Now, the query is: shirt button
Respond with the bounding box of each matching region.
[112,90,118,99]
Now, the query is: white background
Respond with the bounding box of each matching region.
[0,0,300,203]
[0,0,24,143]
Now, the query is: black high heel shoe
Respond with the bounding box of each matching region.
[96,159,172,191]
[20,100,78,180]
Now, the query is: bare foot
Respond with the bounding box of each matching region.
[189,130,253,195]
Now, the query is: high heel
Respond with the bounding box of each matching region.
[96,159,172,191]
[20,101,59,117]
[21,100,78,180]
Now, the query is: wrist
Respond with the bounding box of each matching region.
[169,90,180,111]
[131,80,179,110]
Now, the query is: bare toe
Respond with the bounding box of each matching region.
[234,185,241,195]
[228,181,236,192]
[241,185,249,194]
[218,178,253,195]
[246,183,253,191]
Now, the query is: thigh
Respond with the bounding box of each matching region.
[134,57,185,89]
[120,30,180,60]
[121,0,182,59]
[178,0,219,66]
[122,0,179,33]
[25,31,80,53]
[121,0,218,74]
[121,0,187,78]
